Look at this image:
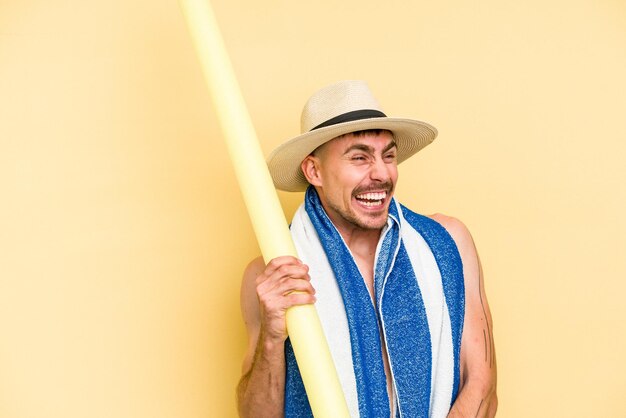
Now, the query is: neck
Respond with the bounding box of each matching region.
[338,225,381,252]
[328,219,383,264]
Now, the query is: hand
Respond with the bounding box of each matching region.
[255,256,316,343]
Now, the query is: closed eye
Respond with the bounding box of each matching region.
[384,152,397,161]
[346,152,370,162]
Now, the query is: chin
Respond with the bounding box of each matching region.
[356,213,389,230]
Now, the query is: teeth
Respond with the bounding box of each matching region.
[356,192,387,201]
[361,200,380,207]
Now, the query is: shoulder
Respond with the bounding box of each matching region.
[399,205,474,255]
[241,256,264,305]
[428,213,480,279]
[241,257,265,326]
[428,213,481,288]
[427,213,475,252]
[243,256,265,282]
[239,257,265,374]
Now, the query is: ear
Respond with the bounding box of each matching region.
[301,155,323,187]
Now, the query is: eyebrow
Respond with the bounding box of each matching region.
[343,140,397,155]
[383,140,398,153]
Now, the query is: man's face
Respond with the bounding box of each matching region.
[302,130,398,232]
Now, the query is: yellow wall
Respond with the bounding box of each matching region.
[1,0,625,417]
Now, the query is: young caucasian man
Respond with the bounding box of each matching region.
[237,80,497,417]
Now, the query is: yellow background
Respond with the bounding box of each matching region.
[1,0,625,417]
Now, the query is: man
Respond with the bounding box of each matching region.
[237,80,497,417]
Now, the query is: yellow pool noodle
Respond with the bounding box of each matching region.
[178,1,350,416]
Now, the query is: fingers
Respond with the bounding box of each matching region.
[284,291,317,306]
[257,256,315,299]
[255,256,316,341]
[259,256,309,280]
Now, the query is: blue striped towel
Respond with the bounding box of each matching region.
[285,187,465,417]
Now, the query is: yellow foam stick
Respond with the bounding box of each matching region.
[178,1,350,416]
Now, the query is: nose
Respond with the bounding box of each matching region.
[369,156,392,182]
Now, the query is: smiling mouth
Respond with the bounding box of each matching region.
[354,191,387,207]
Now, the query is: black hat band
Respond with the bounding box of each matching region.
[310,109,387,131]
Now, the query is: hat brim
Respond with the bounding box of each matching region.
[267,117,438,192]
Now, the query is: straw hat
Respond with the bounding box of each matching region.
[267,80,437,192]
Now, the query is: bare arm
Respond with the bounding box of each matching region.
[430,215,498,418]
[236,256,316,418]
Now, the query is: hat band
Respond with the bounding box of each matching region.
[310,109,387,131]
